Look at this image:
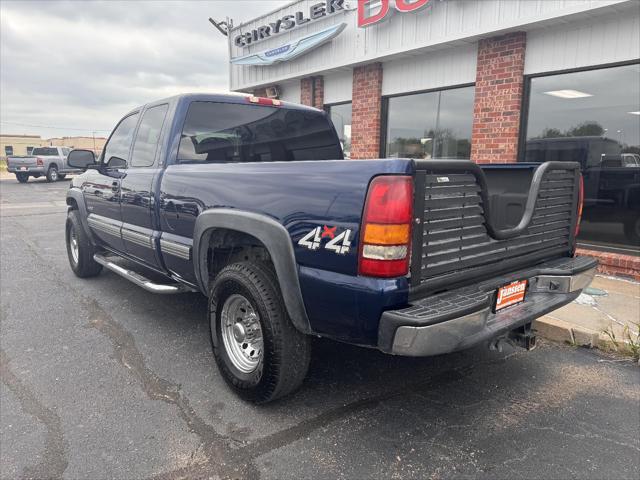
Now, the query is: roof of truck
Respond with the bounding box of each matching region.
[145,92,320,112]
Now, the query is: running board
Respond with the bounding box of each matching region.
[93,254,194,294]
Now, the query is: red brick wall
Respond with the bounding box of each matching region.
[471,32,526,164]
[351,63,383,159]
[576,249,640,281]
[313,76,324,110]
[300,78,313,106]
[300,77,324,108]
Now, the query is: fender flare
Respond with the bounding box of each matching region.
[193,209,312,334]
[66,188,95,243]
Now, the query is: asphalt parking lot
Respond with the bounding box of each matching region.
[1,176,639,480]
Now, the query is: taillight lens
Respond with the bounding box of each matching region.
[36,157,44,166]
[359,176,413,278]
[575,173,584,237]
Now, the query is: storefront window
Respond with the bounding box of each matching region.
[523,63,640,252]
[385,85,474,160]
[328,103,352,159]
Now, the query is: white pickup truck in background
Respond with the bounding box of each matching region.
[6,146,82,183]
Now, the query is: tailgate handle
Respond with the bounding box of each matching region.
[418,161,580,240]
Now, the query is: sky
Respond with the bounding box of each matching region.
[0,0,288,139]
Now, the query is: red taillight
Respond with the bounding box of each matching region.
[575,173,584,237]
[36,157,43,166]
[359,176,413,278]
[246,96,282,107]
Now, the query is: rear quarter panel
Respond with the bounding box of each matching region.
[159,158,415,344]
[160,159,413,275]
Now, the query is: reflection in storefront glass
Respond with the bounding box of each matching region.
[524,63,640,252]
[328,103,352,159]
[385,86,474,160]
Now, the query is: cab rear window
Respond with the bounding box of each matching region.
[32,147,58,156]
[177,101,343,164]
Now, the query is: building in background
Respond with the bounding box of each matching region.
[0,134,45,159]
[1,134,107,160]
[45,136,107,156]
[227,0,640,279]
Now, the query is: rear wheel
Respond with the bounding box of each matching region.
[209,261,311,403]
[46,165,58,182]
[66,210,102,278]
[16,173,29,183]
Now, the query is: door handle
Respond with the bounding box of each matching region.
[111,181,120,193]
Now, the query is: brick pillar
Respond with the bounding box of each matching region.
[300,77,324,108]
[300,78,313,106]
[351,63,383,159]
[313,76,324,110]
[471,32,526,164]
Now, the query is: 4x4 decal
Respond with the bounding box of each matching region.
[298,226,352,254]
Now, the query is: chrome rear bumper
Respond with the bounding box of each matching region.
[378,256,597,357]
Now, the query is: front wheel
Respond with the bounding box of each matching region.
[209,262,311,403]
[16,173,29,183]
[46,166,58,182]
[66,210,102,278]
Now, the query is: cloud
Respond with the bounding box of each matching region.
[0,0,288,138]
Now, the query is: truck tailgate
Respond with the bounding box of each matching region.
[410,161,581,296]
[7,156,38,168]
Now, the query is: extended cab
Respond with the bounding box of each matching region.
[65,94,597,403]
[7,146,80,183]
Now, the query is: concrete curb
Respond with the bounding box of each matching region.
[533,316,638,358]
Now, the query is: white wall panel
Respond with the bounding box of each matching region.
[525,11,640,74]
[382,43,478,96]
[230,0,634,90]
[277,80,301,104]
[324,70,353,104]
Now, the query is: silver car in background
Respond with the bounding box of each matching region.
[6,146,82,183]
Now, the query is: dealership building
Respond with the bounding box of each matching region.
[227,0,640,278]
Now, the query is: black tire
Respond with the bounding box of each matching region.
[46,165,58,182]
[16,173,29,183]
[58,174,67,180]
[65,210,102,278]
[209,262,311,404]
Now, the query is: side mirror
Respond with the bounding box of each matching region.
[106,156,127,169]
[67,149,96,170]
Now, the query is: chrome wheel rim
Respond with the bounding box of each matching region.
[50,169,58,181]
[220,294,263,374]
[69,229,79,264]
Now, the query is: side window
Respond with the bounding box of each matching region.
[131,104,169,168]
[5,146,13,156]
[102,112,140,166]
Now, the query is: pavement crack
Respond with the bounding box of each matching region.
[155,364,478,479]
[0,348,69,479]
[83,298,240,460]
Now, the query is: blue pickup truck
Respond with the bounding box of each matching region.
[65,93,597,403]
